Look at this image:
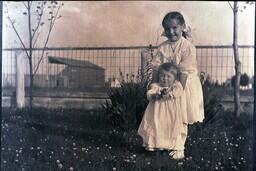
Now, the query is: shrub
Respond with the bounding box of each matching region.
[231,73,250,87]
[240,73,250,86]
[201,75,225,128]
[101,81,148,131]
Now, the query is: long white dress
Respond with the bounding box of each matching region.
[154,37,205,124]
[137,81,187,150]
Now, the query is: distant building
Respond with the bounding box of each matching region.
[48,56,105,89]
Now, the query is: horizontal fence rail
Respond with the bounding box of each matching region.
[2,45,254,91]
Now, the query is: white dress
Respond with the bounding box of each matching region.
[154,37,205,124]
[137,81,187,149]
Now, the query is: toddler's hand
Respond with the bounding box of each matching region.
[160,88,169,96]
[151,94,161,101]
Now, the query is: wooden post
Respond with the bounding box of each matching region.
[16,51,25,108]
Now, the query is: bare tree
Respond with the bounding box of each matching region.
[228,1,254,117]
[4,1,64,112]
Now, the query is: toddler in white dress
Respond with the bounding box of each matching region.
[138,63,187,159]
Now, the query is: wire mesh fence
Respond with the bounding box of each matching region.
[2,45,254,91]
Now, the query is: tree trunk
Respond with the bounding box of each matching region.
[233,1,241,117]
[29,57,33,113]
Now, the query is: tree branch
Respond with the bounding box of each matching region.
[33,4,61,74]
[28,1,33,60]
[6,6,29,59]
[22,1,28,9]
[228,1,234,11]
[31,2,45,40]
[32,31,40,48]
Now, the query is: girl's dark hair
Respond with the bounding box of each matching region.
[162,11,188,39]
[158,62,179,79]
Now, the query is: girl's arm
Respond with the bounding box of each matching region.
[178,44,197,89]
[179,73,188,89]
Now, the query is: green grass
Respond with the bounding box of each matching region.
[1,108,253,171]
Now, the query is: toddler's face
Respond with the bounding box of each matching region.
[164,19,184,42]
[159,70,175,87]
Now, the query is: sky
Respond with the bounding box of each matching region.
[3,1,255,47]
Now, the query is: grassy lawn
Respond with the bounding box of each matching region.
[1,107,253,171]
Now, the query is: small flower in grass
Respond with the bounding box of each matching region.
[124,159,130,163]
[30,147,34,150]
[201,158,204,161]
[3,160,7,164]
[88,161,91,164]
[213,141,216,145]
[147,161,151,165]
[241,157,244,160]
[235,144,239,147]
[109,146,112,150]
[69,167,74,171]
[113,167,116,171]
[15,159,19,162]
[218,162,221,165]
[215,166,218,170]
[248,147,251,151]
[228,157,232,160]
[73,143,76,146]
[214,148,217,151]
[58,163,63,169]
[133,154,136,158]
[96,147,100,150]
[178,162,183,166]
[105,144,108,147]
[57,160,60,163]
[73,153,76,156]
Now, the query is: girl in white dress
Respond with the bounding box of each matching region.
[138,63,187,159]
[153,11,205,124]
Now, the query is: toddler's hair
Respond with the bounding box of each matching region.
[158,62,179,79]
[162,11,188,39]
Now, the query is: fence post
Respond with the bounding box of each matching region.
[15,51,25,108]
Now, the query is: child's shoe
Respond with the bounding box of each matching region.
[145,147,155,151]
[169,150,184,160]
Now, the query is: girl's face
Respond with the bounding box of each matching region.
[159,70,175,87]
[164,19,184,42]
